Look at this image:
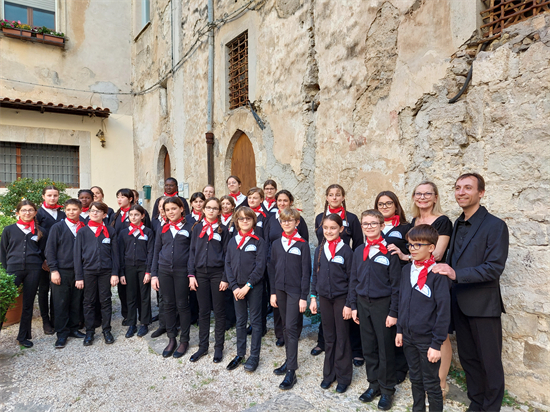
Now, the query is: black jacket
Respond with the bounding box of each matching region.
[188,222,230,275]
[151,219,195,276]
[74,225,120,280]
[397,263,451,350]
[268,237,311,300]
[311,241,353,303]
[118,225,155,273]
[45,220,78,271]
[152,196,190,219]
[382,223,412,267]
[36,207,66,231]
[225,235,267,291]
[0,224,47,272]
[315,211,363,250]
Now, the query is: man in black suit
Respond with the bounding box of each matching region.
[433,173,509,412]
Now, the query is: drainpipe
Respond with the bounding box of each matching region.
[206,0,215,185]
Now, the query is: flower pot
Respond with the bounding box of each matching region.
[21,29,32,38]
[44,34,64,44]
[2,27,21,37]
[3,293,23,327]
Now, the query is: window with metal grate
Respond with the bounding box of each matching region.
[227,31,249,110]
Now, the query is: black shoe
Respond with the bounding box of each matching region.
[276,338,285,347]
[279,370,297,390]
[311,346,324,356]
[162,338,177,358]
[151,314,159,322]
[190,349,208,362]
[125,325,137,338]
[173,342,189,358]
[83,333,94,346]
[226,355,244,370]
[69,330,86,339]
[353,357,365,367]
[122,318,131,326]
[213,348,223,363]
[320,378,335,390]
[151,328,166,338]
[103,331,115,344]
[246,325,252,335]
[377,394,394,411]
[359,388,381,403]
[336,383,349,393]
[55,337,67,349]
[243,356,259,372]
[396,370,407,384]
[18,339,33,348]
[43,320,55,335]
[273,361,287,375]
[137,325,149,337]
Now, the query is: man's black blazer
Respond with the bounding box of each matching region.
[447,206,509,318]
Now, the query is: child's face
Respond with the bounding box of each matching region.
[247,192,262,208]
[236,213,253,233]
[276,194,292,210]
[65,204,81,220]
[17,205,36,222]
[192,198,205,212]
[204,200,220,222]
[164,180,178,195]
[79,193,92,208]
[361,216,382,240]
[377,195,396,219]
[164,202,183,222]
[221,199,234,215]
[91,187,103,202]
[264,185,276,199]
[408,241,436,261]
[117,194,131,208]
[203,186,215,199]
[129,210,143,225]
[227,178,241,194]
[322,219,344,242]
[42,189,60,205]
[281,218,298,235]
[158,200,165,217]
[326,188,344,209]
[89,207,105,223]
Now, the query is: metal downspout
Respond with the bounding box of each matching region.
[206,0,215,185]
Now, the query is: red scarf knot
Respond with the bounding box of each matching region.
[237,230,259,249]
[67,218,85,233]
[328,206,346,221]
[199,220,216,241]
[192,210,203,221]
[43,202,62,210]
[327,237,341,259]
[164,192,177,197]
[17,219,36,234]
[282,229,305,246]
[88,220,109,238]
[222,212,233,220]
[252,206,266,217]
[162,217,184,233]
[414,255,436,290]
[82,207,90,213]
[129,223,145,237]
[384,215,400,227]
[363,236,387,261]
[266,198,276,208]
[120,206,130,222]
[229,192,241,201]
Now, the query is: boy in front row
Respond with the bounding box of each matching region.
[396,225,451,412]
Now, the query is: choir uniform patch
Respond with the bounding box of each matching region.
[332,255,345,264]
[415,284,432,298]
[289,247,301,256]
[374,255,390,266]
[102,238,111,244]
[31,236,38,242]
[343,220,349,227]
[387,231,402,239]
[177,230,190,237]
[213,233,222,241]
[245,244,257,252]
[257,221,263,227]
[138,235,148,241]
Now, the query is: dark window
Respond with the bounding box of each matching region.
[0,142,79,187]
[4,1,55,30]
[480,0,550,39]
[227,31,249,110]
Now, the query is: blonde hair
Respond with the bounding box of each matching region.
[279,208,301,221]
[411,181,443,218]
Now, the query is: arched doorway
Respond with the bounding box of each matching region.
[164,152,171,180]
[230,132,256,193]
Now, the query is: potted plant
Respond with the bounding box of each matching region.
[19,23,33,37]
[0,19,21,36]
[0,265,21,333]
[34,26,65,44]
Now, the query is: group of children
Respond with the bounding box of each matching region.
[0,177,451,411]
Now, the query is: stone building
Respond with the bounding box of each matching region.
[131,0,550,406]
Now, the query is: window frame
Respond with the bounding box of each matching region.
[3,1,56,30]
[227,30,249,111]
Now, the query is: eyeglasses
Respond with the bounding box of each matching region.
[414,192,434,199]
[204,206,219,211]
[361,222,380,228]
[19,209,35,214]
[377,201,394,209]
[281,220,296,225]
[89,209,103,215]
[407,243,431,250]
[237,217,252,222]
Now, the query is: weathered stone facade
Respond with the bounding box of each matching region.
[132,0,550,406]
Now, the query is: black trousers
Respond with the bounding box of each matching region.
[158,270,190,342]
[317,315,363,358]
[83,272,113,333]
[117,282,128,320]
[276,290,302,370]
[189,290,199,324]
[403,337,443,411]
[452,295,504,411]
[234,284,263,358]
[38,269,54,323]
[224,288,236,328]
[13,269,41,342]
[319,295,352,385]
[261,269,270,331]
[51,269,83,339]
[156,290,166,329]
[357,295,396,395]
[125,265,151,326]
[196,270,225,351]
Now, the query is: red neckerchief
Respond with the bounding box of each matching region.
[328,206,345,221]
[192,210,203,221]
[164,192,177,197]
[384,215,400,227]
[327,237,341,259]
[252,205,266,217]
[129,223,145,237]
[66,217,85,233]
[414,255,436,290]
[222,212,233,220]
[162,217,184,233]
[237,230,259,249]
[88,220,109,238]
[363,236,387,261]
[43,202,62,210]
[82,207,90,213]
[282,229,305,246]
[120,206,130,222]
[199,220,216,241]
[229,192,241,202]
[266,198,276,208]
[17,219,35,234]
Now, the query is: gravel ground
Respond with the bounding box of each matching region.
[1,294,478,412]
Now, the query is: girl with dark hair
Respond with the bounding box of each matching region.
[186,192,206,224]
[262,179,278,215]
[1,200,47,348]
[110,188,134,233]
[226,175,248,208]
[78,189,94,223]
[220,195,236,232]
[375,190,411,267]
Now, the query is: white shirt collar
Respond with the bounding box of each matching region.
[367,239,387,259]
[382,222,394,235]
[16,223,32,235]
[192,211,202,221]
[234,193,246,206]
[129,224,145,237]
[81,211,89,218]
[281,232,302,252]
[235,230,255,249]
[263,199,276,211]
[42,204,58,219]
[65,218,78,236]
[169,221,183,237]
[323,239,344,261]
[410,262,437,287]
[221,214,232,226]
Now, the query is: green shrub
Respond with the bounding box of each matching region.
[0,178,70,218]
[0,215,17,237]
[0,265,20,323]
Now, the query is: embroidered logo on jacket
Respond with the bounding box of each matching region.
[257,221,263,227]
[332,255,345,264]
[415,284,432,298]
[31,235,38,242]
[388,231,402,239]
[212,233,222,241]
[102,238,111,244]
[245,244,257,252]
[138,235,148,241]
[288,247,301,256]
[374,256,390,266]
[177,230,190,237]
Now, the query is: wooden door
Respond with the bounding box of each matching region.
[164,152,171,180]
[231,133,256,193]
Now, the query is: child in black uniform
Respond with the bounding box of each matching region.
[261,179,278,216]
[225,206,267,372]
[269,208,311,391]
[78,189,93,223]
[220,195,236,233]
[349,210,401,411]
[226,175,248,208]
[246,187,268,239]
[187,192,206,224]
[396,225,450,412]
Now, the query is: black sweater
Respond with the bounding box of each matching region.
[315,211,363,250]
[397,263,451,350]
[118,225,155,273]
[188,222,230,275]
[152,196,190,220]
[109,212,130,234]
[382,223,412,267]
[225,235,267,291]
[45,220,78,271]
[311,241,354,304]
[0,224,47,272]
[347,245,401,316]
[268,237,311,300]
[36,207,66,230]
[74,225,120,280]
[151,219,195,276]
